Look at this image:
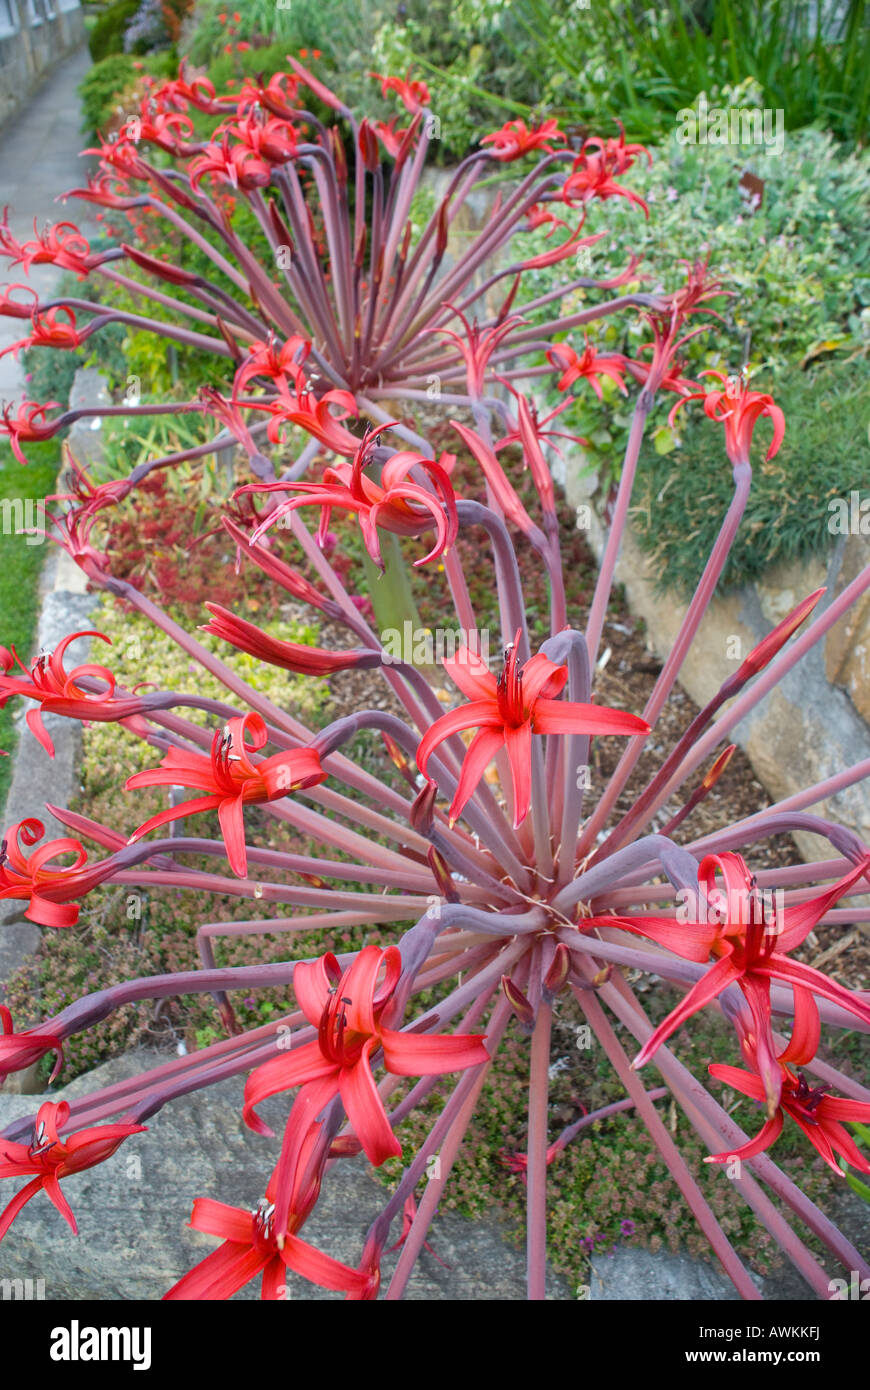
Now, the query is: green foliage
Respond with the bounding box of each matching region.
[182,0,394,116]
[78,52,138,134]
[473,0,870,148]
[632,355,869,595]
[515,121,870,514]
[0,441,61,808]
[88,0,142,61]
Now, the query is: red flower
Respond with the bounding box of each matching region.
[546,339,629,398]
[563,131,650,216]
[164,1127,369,1300]
[432,303,526,399]
[0,631,148,758]
[0,307,85,360]
[201,602,381,675]
[417,636,650,827]
[481,118,567,161]
[0,215,102,277]
[197,386,263,458]
[624,348,698,398]
[0,399,62,464]
[244,946,489,1165]
[591,853,870,1106]
[374,116,413,159]
[495,391,588,468]
[235,72,301,120]
[239,424,458,570]
[253,381,361,457]
[368,69,430,112]
[0,1102,145,1240]
[669,371,785,466]
[125,712,327,877]
[0,283,38,319]
[0,1006,63,1084]
[0,819,112,928]
[232,334,310,397]
[523,203,569,237]
[189,134,273,191]
[220,112,298,165]
[706,991,870,1175]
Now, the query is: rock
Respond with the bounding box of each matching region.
[588,1245,752,1300]
[0,1051,573,1301]
[566,475,870,870]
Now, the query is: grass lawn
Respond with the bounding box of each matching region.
[0,440,61,810]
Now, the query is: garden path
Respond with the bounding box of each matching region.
[0,43,99,399]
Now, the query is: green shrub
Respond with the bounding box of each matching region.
[515,118,870,500]
[79,52,137,134]
[633,355,870,595]
[88,0,141,61]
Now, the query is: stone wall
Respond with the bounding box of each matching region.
[566,465,870,864]
[0,0,84,132]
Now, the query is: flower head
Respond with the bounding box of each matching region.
[0,1101,145,1240]
[126,712,327,877]
[481,119,567,162]
[417,636,649,827]
[0,819,112,928]
[0,1006,63,1085]
[669,371,785,467]
[239,424,458,570]
[243,945,489,1166]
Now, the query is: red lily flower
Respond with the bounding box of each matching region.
[546,339,629,398]
[244,945,489,1165]
[255,381,361,457]
[0,1101,145,1241]
[189,134,273,191]
[200,602,381,675]
[706,990,870,1175]
[590,853,870,1096]
[492,390,583,519]
[219,112,299,165]
[450,418,536,535]
[235,72,302,121]
[481,118,567,161]
[0,307,85,360]
[624,347,698,398]
[40,497,112,581]
[231,334,310,398]
[152,64,230,116]
[60,170,143,210]
[518,222,604,272]
[431,303,527,399]
[0,1006,63,1084]
[0,631,148,758]
[0,283,38,318]
[374,116,413,159]
[0,216,104,278]
[524,203,569,237]
[125,712,327,878]
[669,371,785,467]
[239,425,458,570]
[197,386,264,458]
[164,1129,369,1299]
[127,103,196,155]
[0,818,113,927]
[494,391,588,464]
[562,134,650,217]
[0,399,63,464]
[368,69,430,113]
[416,636,650,827]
